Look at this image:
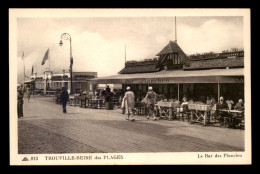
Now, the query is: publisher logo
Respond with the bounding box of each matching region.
[22,157,29,161]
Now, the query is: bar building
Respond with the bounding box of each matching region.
[90,41,244,102]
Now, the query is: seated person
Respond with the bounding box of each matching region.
[216,96,229,120]
[206,96,211,105]
[180,97,189,112]
[188,97,194,104]
[234,99,244,111]
[181,97,189,107]
[226,99,234,110]
[88,90,94,99]
[199,96,206,104]
[210,96,217,106]
[216,96,228,110]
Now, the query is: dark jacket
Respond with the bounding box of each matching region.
[216,101,228,110]
[61,90,69,103]
[18,91,24,103]
[106,87,111,93]
[234,102,244,111]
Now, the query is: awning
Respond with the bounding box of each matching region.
[89,68,244,84]
[23,79,35,84]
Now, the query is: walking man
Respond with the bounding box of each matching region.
[144,86,157,120]
[123,86,135,121]
[17,87,24,118]
[61,87,69,113]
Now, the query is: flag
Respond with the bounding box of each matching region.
[31,65,34,76]
[41,49,49,65]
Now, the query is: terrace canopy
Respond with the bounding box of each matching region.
[23,79,35,84]
[89,68,244,85]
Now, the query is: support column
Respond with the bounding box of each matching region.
[218,82,220,102]
[178,83,180,101]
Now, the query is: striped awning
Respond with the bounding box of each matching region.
[89,68,244,84]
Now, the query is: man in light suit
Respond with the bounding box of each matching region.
[144,86,157,120]
[123,86,135,121]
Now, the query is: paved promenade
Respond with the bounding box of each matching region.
[18,96,244,154]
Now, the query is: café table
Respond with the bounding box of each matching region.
[89,99,104,109]
[218,109,243,128]
[188,104,211,126]
[155,101,175,120]
[73,95,80,107]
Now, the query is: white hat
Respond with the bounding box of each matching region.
[126,86,131,90]
[148,86,153,90]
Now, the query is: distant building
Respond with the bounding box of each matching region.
[27,70,97,94]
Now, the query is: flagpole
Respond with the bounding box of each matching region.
[125,44,126,64]
[175,16,177,42]
[23,60,25,82]
[23,52,25,82]
[49,48,50,71]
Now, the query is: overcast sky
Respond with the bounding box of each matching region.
[17,16,243,83]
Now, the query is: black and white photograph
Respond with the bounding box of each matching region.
[9,8,251,165]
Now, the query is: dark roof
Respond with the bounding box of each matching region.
[51,75,69,80]
[72,72,97,78]
[155,41,188,69]
[74,75,96,79]
[118,60,159,74]
[184,57,244,70]
[156,40,187,56]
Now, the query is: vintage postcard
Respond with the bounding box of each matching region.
[9,8,251,165]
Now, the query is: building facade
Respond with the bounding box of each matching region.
[90,40,244,103]
[29,70,97,94]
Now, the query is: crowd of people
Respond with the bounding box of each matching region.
[17,84,244,127]
[120,86,245,123]
[73,85,121,103]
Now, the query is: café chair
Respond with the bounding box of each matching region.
[177,104,191,122]
[210,104,217,124]
[239,111,245,130]
[232,110,245,130]
[74,95,80,107]
[217,109,230,128]
[137,101,147,116]
[69,97,74,106]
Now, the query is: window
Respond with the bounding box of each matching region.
[168,53,180,65]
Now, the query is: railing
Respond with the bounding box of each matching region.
[125,58,158,66]
[189,51,244,61]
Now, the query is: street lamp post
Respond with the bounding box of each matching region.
[59,33,73,95]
